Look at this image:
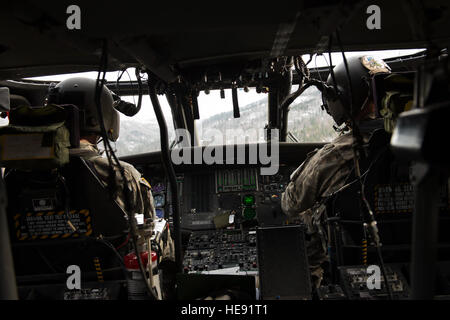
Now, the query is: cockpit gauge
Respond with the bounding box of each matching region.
[154,194,165,208]
[155,208,165,219]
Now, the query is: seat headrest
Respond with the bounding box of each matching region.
[8,104,80,148]
[0,104,81,170]
[9,104,67,126]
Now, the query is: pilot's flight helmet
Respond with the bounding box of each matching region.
[48,77,119,141]
[322,55,391,126]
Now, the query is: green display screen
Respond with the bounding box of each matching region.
[243,194,255,206]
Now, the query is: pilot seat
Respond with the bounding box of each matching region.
[0,103,135,299]
[323,120,450,299]
[317,71,450,299]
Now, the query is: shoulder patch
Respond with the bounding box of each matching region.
[361,55,391,75]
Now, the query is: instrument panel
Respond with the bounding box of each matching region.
[178,165,294,230]
[127,142,324,230]
[141,164,295,231]
[124,142,448,299]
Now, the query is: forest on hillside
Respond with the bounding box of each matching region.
[115,87,337,156]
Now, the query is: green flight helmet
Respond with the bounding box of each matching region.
[322,55,391,126]
[49,77,120,141]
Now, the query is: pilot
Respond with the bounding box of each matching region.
[48,77,156,220]
[48,77,175,288]
[281,56,391,287]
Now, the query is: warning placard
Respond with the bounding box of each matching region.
[374,183,414,214]
[14,209,92,241]
[374,182,450,215]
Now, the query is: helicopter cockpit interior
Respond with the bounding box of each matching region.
[0,1,449,302]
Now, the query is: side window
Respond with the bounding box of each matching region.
[18,69,176,157]
[287,86,338,143]
[114,95,175,156]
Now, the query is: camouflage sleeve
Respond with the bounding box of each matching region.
[112,161,154,221]
[119,162,148,217]
[138,178,174,263]
[129,171,175,264]
[281,149,320,218]
[281,135,356,288]
[88,157,142,215]
[281,138,354,219]
[159,225,175,263]
[139,177,156,221]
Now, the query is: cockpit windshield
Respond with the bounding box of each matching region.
[13,48,423,157]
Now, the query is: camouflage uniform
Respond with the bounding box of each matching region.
[281,132,361,286]
[69,142,154,217]
[69,141,175,263]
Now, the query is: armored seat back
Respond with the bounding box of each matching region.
[0,104,129,298]
[327,129,450,267]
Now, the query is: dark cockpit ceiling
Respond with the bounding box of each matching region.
[1,1,449,82]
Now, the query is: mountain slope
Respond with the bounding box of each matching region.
[116,87,337,156]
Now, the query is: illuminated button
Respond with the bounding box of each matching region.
[243,194,255,206]
[243,207,256,220]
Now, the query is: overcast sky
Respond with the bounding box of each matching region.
[27,49,423,122]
